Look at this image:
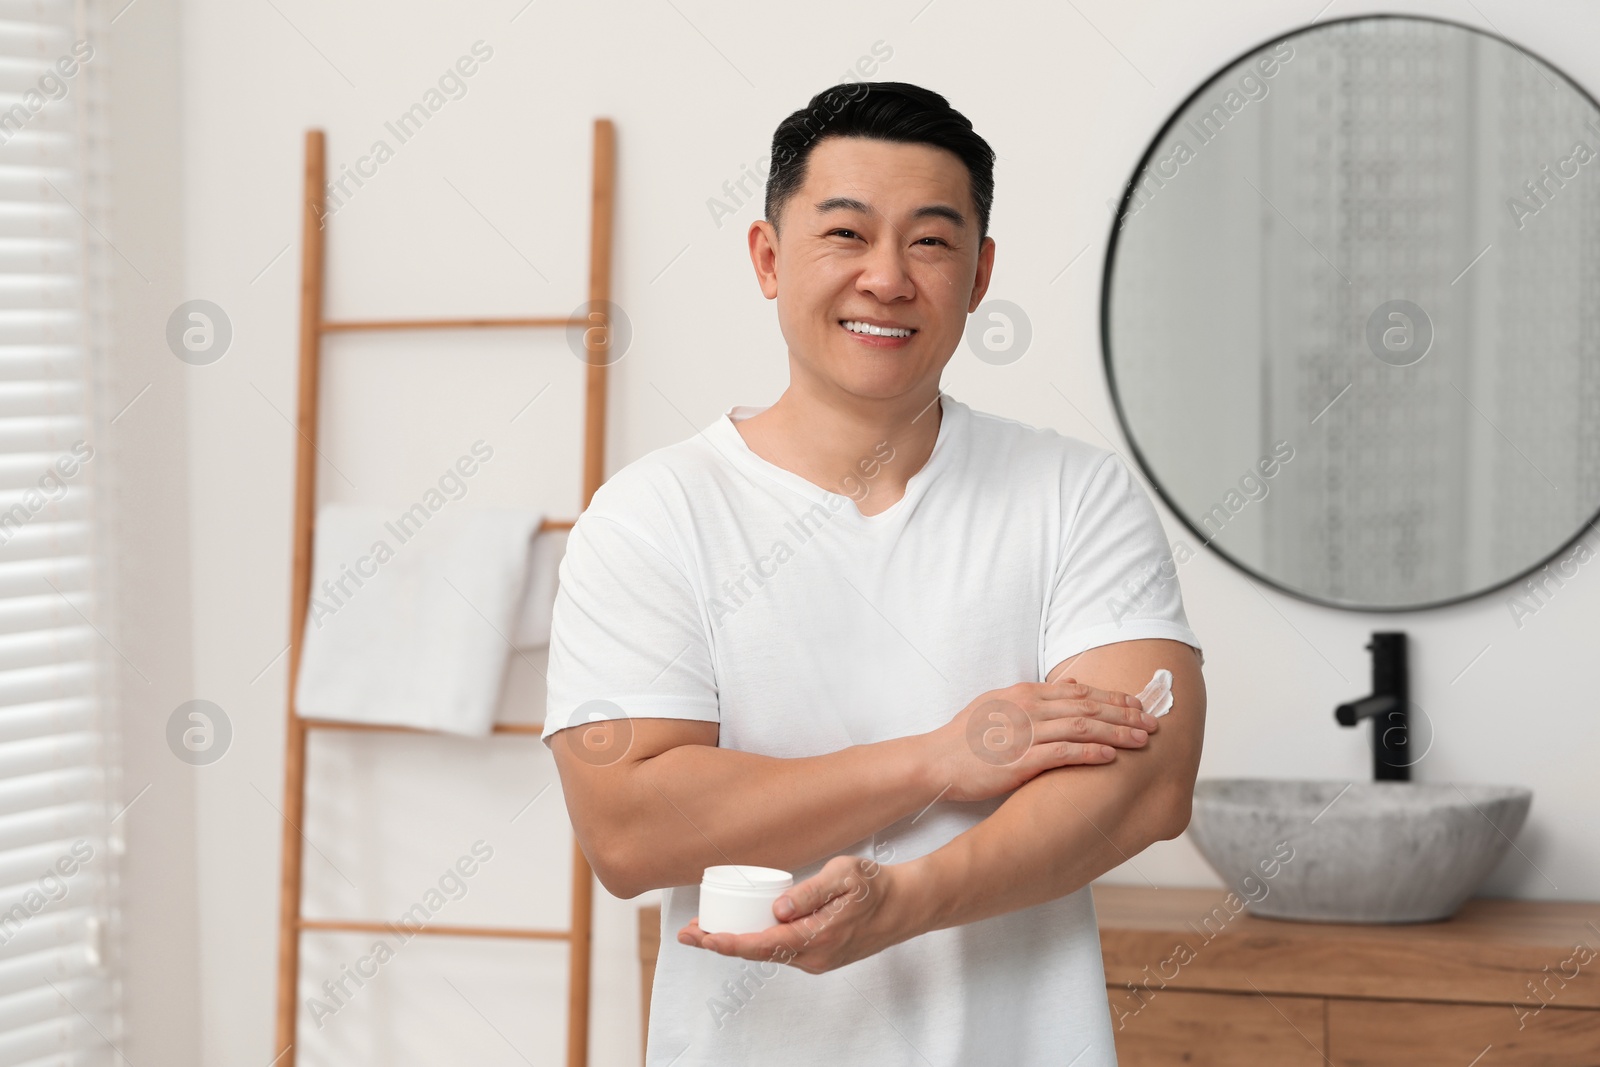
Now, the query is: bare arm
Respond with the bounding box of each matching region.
[550,672,1160,901]
[549,718,938,900]
[898,638,1206,932]
[546,497,1163,905]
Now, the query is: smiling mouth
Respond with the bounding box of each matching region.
[840,319,917,338]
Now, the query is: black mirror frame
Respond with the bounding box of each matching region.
[1099,12,1600,613]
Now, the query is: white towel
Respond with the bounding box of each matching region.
[294,502,543,737]
[510,526,568,650]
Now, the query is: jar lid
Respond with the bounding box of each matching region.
[701,864,793,891]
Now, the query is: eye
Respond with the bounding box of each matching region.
[916,237,949,247]
[827,228,862,240]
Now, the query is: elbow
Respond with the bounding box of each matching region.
[562,796,646,898]
[589,836,649,900]
[588,816,677,899]
[602,873,650,902]
[1156,788,1194,841]
[552,749,655,899]
[590,851,630,898]
[585,810,666,899]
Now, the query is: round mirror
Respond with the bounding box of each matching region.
[1104,15,1600,610]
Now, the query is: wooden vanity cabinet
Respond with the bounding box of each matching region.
[1095,885,1600,1066]
[636,887,1599,1064]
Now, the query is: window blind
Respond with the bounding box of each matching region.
[0,0,120,1064]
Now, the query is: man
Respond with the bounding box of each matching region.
[540,81,1205,1066]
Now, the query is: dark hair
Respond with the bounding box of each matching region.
[763,81,996,243]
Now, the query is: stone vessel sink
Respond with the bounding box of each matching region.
[1186,778,1533,923]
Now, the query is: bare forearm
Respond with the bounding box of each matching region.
[614,735,937,896]
[901,640,1205,934]
[903,761,1174,932]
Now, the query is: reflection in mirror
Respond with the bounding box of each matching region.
[1104,16,1600,610]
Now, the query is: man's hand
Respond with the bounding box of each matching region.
[921,678,1159,803]
[902,639,1206,935]
[676,854,923,975]
[675,642,1201,971]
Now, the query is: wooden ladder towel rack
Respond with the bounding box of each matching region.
[273,119,615,1067]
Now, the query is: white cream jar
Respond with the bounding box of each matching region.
[698,865,794,935]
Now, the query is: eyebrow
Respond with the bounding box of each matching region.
[814,196,967,229]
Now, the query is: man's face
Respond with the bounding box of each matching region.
[749,135,995,403]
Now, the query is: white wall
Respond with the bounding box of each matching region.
[104,1,202,1064]
[163,0,1600,1064]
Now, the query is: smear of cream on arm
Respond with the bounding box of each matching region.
[1137,668,1173,718]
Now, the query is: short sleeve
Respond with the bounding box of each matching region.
[1041,451,1203,678]
[541,512,719,748]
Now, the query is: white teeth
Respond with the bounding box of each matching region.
[842,320,913,338]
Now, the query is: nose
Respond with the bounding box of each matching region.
[854,242,916,303]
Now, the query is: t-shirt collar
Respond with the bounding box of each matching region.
[707,392,962,515]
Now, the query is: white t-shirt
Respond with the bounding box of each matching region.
[542,392,1202,1066]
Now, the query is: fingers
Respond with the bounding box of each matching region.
[1031,681,1158,733]
[681,918,773,959]
[1046,677,1142,709]
[1035,712,1150,751]
[775,855,861,925]
[1026,740,1118,770]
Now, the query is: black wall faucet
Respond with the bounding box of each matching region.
[1335,632,1410,781]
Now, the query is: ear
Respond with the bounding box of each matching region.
[749,219,780,299]
[967,235,996,313]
